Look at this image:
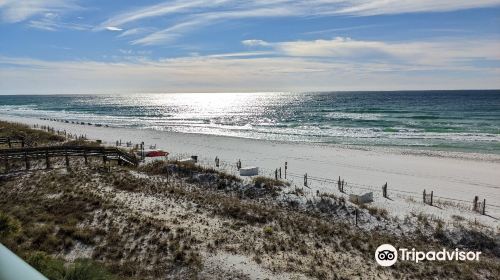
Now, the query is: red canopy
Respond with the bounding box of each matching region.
[145,150,169,157]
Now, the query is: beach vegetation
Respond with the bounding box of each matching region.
[252,176,289,188]
[27,252,115,280]
[0,121,498,279]
[139,160,241,183]
[0,211,21,239]
[263,226,273,235]
[0,120,64,146]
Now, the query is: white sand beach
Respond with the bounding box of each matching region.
[2,115,499,229]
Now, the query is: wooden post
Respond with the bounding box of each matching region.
[284,162,287,179]
[141,142,144,161]
[423,189,426,204]
[338,176,341,192]
[274,169,278,180]
[355,209,358,226]
[45,149,50,169]
[166,168,169,184]
[65,148,70,170]
[24,152,30,170]
[473,196,478,211]
[304,173,308,187]
[430,191,433,206]
[482,199,486,215]
[279,167,281,179]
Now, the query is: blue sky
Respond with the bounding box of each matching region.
[1,0,499,94]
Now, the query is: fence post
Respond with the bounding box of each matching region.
[304,173,308,187]
[24,152,30,170]
[64,147,70,170]
[141,142,145,161]
[45,149,50,169]
[355,209,358,226]
[430,191,433,206]
[482,199,486,215]
[338,176,341,192]
[423,189,426,204]
[166,168,169,184]
[473,196,478,211]
[83,150,88,165]
[284,162,287,179]
[275,169,278,180]
[279,167,282,179]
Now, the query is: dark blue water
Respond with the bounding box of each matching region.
[0,91,499,153]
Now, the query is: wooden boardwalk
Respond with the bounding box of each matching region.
[0,146,139,172]
[0,137,26,148]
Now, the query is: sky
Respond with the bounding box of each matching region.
[0,0,499,94]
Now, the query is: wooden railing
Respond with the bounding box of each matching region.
[0,146,139,172]
[0,137,26,148]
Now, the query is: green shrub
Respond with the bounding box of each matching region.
[0,211,20,239]
[64,259,115,280]
[263,226,273,235]
[252,176,288,188]
[27,252,115,280]
[26,251,65,280]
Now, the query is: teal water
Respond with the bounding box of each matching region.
[0,91,499,154]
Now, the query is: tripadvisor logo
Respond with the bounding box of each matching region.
[375,244,481,267]
[375,244,398,266]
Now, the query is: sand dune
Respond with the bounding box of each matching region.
[2,115,499,228]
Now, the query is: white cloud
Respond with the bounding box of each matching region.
[28,15,92,31]
[131,19,205,45]
[0,0,80,23]
[118,28,154,38]
[131,7,292,45]
[0,47,498,94]
[242,40,270,47]
[96,0,230,30]
[244,37,500,67]
[98,0,500,44]
[105,26,123,31]
[334,0,500,16]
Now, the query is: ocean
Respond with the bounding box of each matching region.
[0,91,499,154]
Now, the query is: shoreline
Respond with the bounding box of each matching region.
[2,114,499,227]
[4,114,500,162]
